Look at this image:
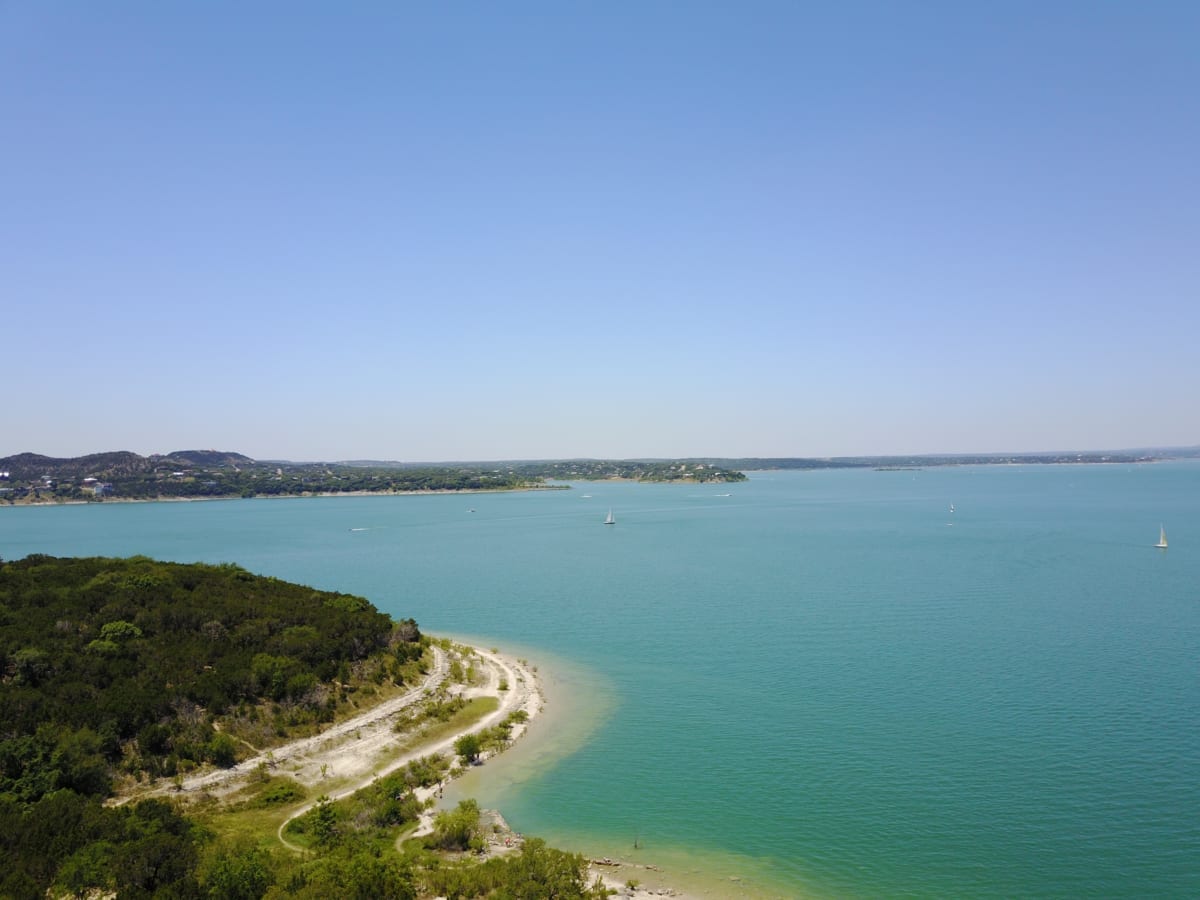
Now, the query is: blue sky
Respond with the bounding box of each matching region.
[3,2,1197,461]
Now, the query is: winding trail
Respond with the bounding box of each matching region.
[122,646,450,804]
[113,642,541,853]
[276,644,540,848]
[116,642,695,898]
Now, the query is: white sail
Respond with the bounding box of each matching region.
[604,509,615,525]
[1156,525,1168,549]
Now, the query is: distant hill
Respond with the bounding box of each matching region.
[1,450,160,480]
[0,450,546,502]
[3,446,1186,506]
[0,450,253,481]
[0,450,749,503]
[161,449,256,467]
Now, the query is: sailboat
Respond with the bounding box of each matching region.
[1156,525,1168,549]
[604,509,615,525]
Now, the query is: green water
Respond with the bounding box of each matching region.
[3,463,1198,897]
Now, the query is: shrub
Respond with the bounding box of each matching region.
[428,799,481,851]
[454,733,481,765]
[257,777,306,806]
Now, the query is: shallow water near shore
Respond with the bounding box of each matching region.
[436,635,618,817]
[3,463,1199,897]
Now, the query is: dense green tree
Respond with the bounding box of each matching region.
[0,554,611,900]
[0,555,425,897]
[339,850,415,900]
[422,837,609,899]
[0,791,205,900]
[206,732,238,768]
[55,841,117,898]
[10,647,51,685]
[111,799,203,898]
[428,799,483,852]
[454,732,482,765]
[201,844,275,900]
[0,555,401,792]
[282,846,415,900]
[310,796,339,847]
[498,838,605,899]
[99,620,144,642]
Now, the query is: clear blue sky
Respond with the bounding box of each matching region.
[3,2,1197,461]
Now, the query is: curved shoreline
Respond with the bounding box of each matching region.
[119,637,707,898]
[434,642,707,900]
[436,644,788,900]
[117,642,540,813]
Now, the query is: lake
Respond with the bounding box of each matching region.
[3,463,1198,897]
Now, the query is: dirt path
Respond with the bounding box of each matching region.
[118,640,696,897]
[276,644,542,848]
[121,645,451,805]
[117,640,541,845]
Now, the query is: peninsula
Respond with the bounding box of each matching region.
[0,554,676,899]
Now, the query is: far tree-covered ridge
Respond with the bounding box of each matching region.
[685,451,1164,469]
[5,444,1195,504]
[509,459,746,482]
[0,451,747,503]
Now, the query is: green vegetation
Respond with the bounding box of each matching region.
[0,555,609,899]
[454,733,483,766]
[0,555,420,897]
[0,446,1168,506]
[0,555,419,790]
[428,798,485,852]
[0,451,544,503]
[450,708,530,767]
[512,458,746,483]
[0,793,202,899]
[252,776,307,808]
[0,450,748,504]
[280,771,609,898]
[390,694,499,755]
[17,447,1149,503]
[283,754,449,851]
[418,800,609,898]
[690,452,1148,469]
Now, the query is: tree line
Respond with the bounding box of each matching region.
[0,555,611,898]
[1,450,752,505]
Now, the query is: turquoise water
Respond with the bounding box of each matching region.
[3,464,1198,897]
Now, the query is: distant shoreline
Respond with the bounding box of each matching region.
[3,457,1187,508]
[0,485,566,508]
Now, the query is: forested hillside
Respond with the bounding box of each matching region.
[0,555,428,897]
[0,555,417,794]
[0,557,610,899]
